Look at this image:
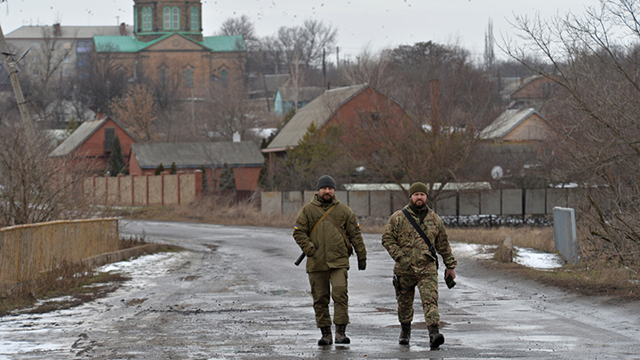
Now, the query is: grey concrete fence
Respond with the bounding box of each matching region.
[261,188,581,218]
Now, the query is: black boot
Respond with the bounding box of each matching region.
[428,324,444,349]
[318,326,333,345]
[335,324,350,344]
[399,322,411,345]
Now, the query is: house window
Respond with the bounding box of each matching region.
[184,68,194,88]
[104,127,115,152]
[32,68,40,76]
[190,7,199,31]
[76,40,93,53]
[142,7,153,31]
[63,68,70,77]
[134,7,138,31]
[63,54,71,63]
[220,69,228,85]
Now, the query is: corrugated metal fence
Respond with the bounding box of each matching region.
[0,219,119,286]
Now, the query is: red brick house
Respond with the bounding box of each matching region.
[129,142,264,191]
[50,117,137,174]
[263,84,410,157]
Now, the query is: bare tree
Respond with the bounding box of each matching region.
[270,19,337,92]
[0,123,103,226]
[503,0,640,265]
[110,84,158,142]
[76,44,128,115]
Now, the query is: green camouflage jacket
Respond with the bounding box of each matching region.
[293,194,366,273]
[382,204,457,276]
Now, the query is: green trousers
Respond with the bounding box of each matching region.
[394,267,439,327]
[308,268,349,328]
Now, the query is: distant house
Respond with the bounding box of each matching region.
[4,23,133,81]
[502,75,557,111]
[264,84,410,157]
[249,74,290,100]
[476,108,554,185]
[49,117,136,174]
[129,142,264,191]
[274,86,325,115]
[480,108,552,142]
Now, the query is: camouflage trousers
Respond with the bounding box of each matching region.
[394,267,439,327]
[308,268,349,328]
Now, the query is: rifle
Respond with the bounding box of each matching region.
[294,252,306,266]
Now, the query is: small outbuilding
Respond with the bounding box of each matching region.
[49,116,136,174]
[129,141,264,191]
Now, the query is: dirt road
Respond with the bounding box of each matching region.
[1,220,639,359]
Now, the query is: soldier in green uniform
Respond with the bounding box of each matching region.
[293,175,367,346]
[382,182,457,349]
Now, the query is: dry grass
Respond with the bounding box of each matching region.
[448,227,556,252]
[124,194,297,228]
[0,260,128,317]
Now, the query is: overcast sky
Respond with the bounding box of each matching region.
[1,0,601,61]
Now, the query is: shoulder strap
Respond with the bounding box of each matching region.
[311,204,354,257]
[401,208,438,270]
[309,204,336,236]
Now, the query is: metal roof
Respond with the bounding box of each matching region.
[94,33,245,53]
[95,34,166,52]
[49,119,107,157]
[202,35,246,52]
[342,182,492,191]
[277,86,325,102]
[131,142,264,169]
[6,25,133,39]
[479,108,547,140]
[265,84,369,152]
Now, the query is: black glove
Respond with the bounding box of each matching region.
[358,258,366,271]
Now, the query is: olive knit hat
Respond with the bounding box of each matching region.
[317,175,336,191]
[409,182,428,197]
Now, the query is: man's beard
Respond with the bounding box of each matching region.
[320,193,334,203]
[410,198,426,209]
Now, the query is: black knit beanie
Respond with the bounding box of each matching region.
[317,175,336,191]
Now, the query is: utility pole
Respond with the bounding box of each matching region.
[1,21,32,125]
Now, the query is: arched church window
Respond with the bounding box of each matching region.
[142,7,152,31]
[184,69,194,88]
[163,7,171,30]
[190,7,199,31]
[172,7,180,30]
[220,70,228,85]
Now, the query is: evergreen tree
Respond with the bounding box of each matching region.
[219,163,236,190]
[107,135,125,176]
[198,165,208,192]
[154,163,165,175]
[170,162,177,174]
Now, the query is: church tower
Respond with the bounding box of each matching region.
[133,0,203,42]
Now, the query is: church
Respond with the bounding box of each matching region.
[94,0,246,101]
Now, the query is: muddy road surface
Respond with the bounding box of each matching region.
[1,220,639,359]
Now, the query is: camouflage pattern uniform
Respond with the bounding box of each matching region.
[293,194,367,328]
[381,204,456,327]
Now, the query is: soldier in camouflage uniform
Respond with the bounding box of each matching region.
[381,182,457,349]
[293,175,367,346]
